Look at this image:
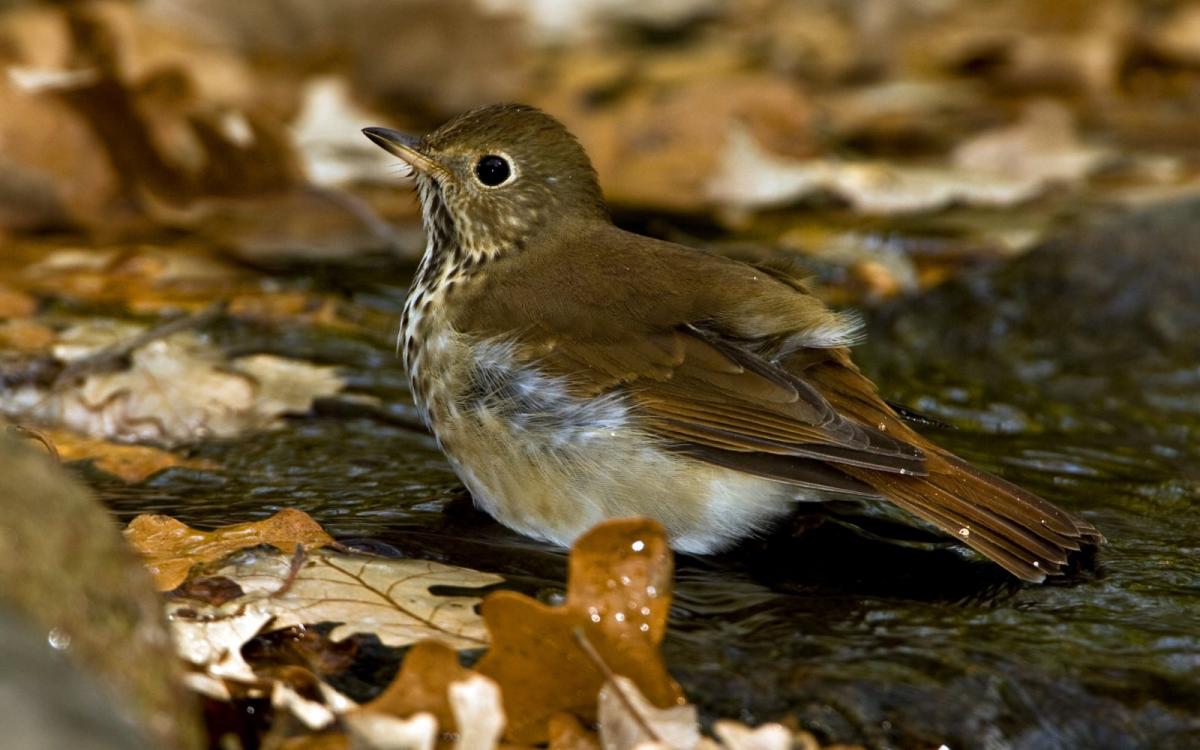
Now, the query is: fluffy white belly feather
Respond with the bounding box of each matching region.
[410,329,796,553]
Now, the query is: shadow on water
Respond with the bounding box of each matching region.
[95,198,1200,749]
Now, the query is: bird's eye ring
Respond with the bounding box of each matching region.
[474,154,513,187]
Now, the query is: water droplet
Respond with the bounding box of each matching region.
[1033,561,1040,567]
[614,612,626,622]
[631,540,645,552]
[958,527,970,538]
[640,623,650,632]
[640,606,651,616]
[590,612,601,623]
[619,575,631,586]
[47,627,70,651]
[646,585,657,597]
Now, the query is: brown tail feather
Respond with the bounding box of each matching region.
[796,348,1104,582]
[842,450,1102,581]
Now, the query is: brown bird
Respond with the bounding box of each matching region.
[363,104,1102,583]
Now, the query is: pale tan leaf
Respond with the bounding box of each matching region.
[709,127,1026,214]
[449,675,505,750]
[170,605,273,682]
[711,722,791,750]
[2,322,345,445]
[345,711,438,750]
[273,682,339,730]
[170,548,501,654]
[597,676,699,750]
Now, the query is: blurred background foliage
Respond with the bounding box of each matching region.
[1,0,1199,300]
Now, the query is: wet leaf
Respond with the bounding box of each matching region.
[361,641,473,731]
[205,547,501,649]
[125,509,335,590]
[475,518,682,744]
[45,426,217,483]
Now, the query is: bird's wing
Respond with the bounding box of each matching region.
[533,325,926,480]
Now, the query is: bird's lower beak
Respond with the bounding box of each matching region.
[362,127,441,175]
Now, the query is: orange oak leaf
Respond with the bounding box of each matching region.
[475,517,683,743]
[361,640,473,731]
[124,509,334,590]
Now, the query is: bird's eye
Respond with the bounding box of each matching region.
[474,155,512,187]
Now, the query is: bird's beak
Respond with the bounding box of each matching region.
[362,127,442,175]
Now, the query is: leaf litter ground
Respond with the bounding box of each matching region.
[126,511,855,750]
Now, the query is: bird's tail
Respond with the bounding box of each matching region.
[799,348,1103,582]
[843,446,1103,582]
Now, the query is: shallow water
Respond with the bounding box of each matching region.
[93,200,1200,750]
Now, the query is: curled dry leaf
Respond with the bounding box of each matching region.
[172,604,273,682]
[125,508,335,590]
[709,127,1025,215]
[475,518,682,744]
[1,322,345,445]
[951,100,1110,187]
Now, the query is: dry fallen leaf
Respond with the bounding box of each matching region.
[475,518,682,744]
[708,126,1052,215]
[125,509,335,590]
[1,321,345,445]
[546,75,815,213]
[951,100,1110,186]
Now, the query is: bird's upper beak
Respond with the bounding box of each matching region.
[362,127,442,175]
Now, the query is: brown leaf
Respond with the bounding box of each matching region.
[544,75,814,213]
[549,713,601,750]
[243,625,361,678]
[362,640,472,731]
[45,427,216,483]
[475,518,683,744]
[171,575,245,606]
[0,318,56,352]
[0,283,37,317]
[125,509,334,590]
